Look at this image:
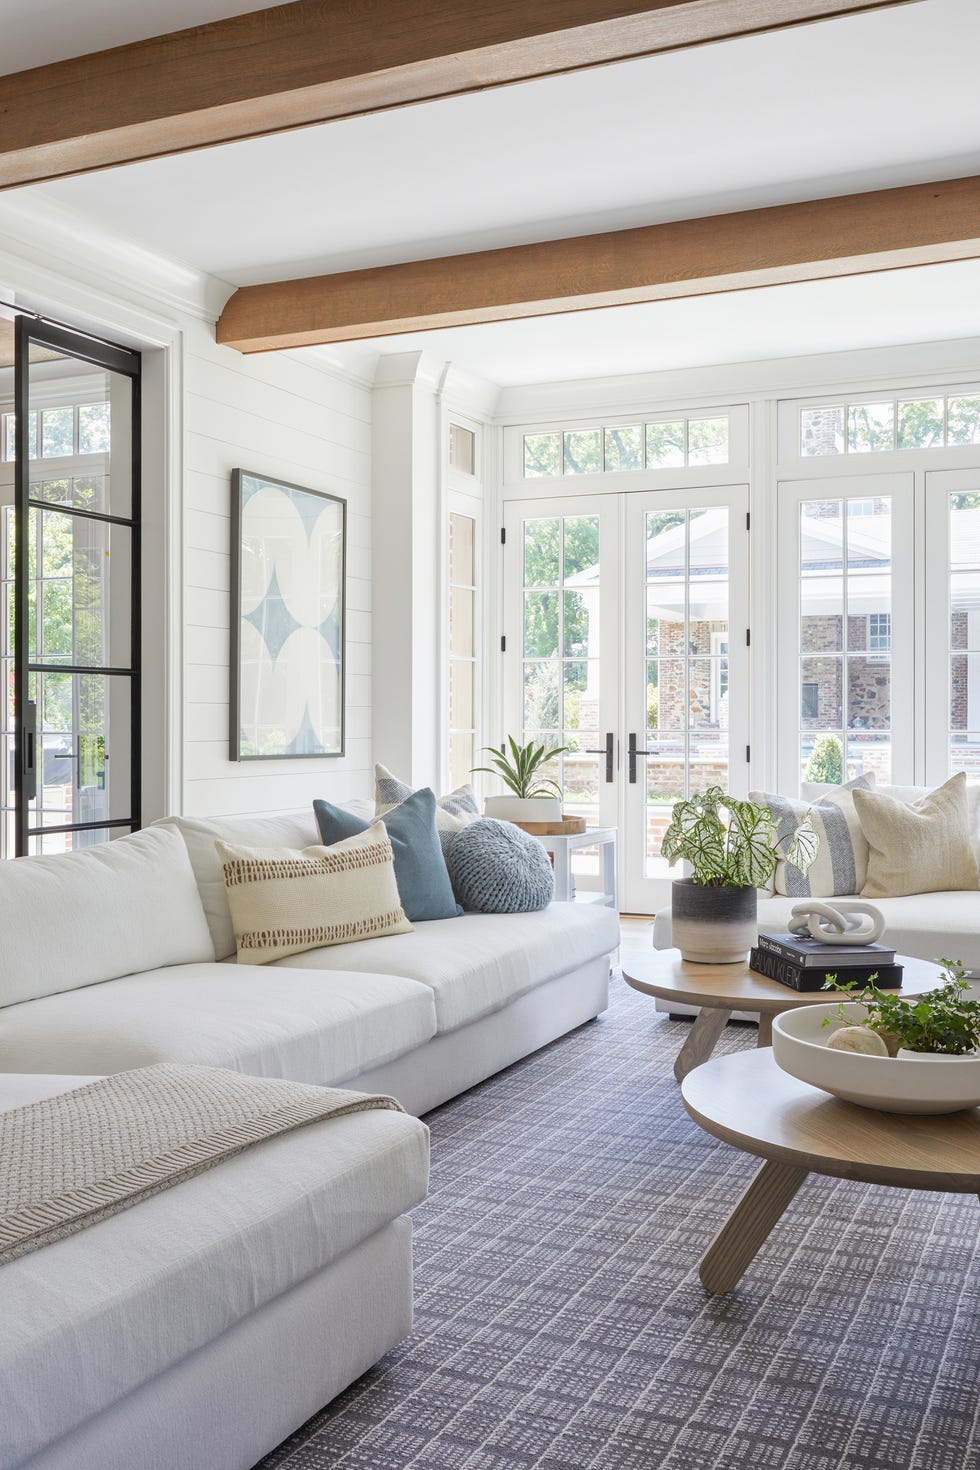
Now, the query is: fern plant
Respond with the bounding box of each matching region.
[661,787,818,889]
[472,736,570,799]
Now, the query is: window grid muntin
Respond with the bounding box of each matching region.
[522,412,732,479]
[800,392,980,458]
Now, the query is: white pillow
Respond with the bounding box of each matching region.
[0,827,215,1008]
[855,772,980,898]
[217,825,412,965]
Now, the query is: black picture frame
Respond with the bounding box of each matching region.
[230,468,346,761]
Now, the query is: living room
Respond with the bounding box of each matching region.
[1,2,979,1468]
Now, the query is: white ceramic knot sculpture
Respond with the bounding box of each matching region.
[787,900,885,946]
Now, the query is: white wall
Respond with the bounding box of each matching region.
[181,320,374,817]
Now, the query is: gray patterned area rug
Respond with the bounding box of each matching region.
[258,976,980,1470]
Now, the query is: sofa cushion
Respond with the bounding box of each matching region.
[314,788,462,922]
[750,775,873,897]
[855,772,980,897]
[272,904,620,1033]
[0,1073,428,1470]
[0,827,214,1009]
[0,963,436,1083]
[218,827,412,964]
[445,818,555,912]
[160,803,374,960]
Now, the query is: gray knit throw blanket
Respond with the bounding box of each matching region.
[0,1064,403,1264]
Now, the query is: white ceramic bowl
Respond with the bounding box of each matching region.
[772,1002,980,1114]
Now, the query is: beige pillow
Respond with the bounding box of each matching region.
[854,771,980,898]
[217,825,412,965]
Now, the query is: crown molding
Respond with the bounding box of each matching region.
[0,190,231,329]
[493,334,980,423]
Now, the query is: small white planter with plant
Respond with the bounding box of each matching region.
[473,737,568,823]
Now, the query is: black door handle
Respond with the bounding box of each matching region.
[628,731,657,784]
[21,699,37,802]
[584,732,614,783]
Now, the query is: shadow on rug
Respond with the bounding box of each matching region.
[257,974,980,1470]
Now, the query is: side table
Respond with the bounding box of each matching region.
[538,826,618,908]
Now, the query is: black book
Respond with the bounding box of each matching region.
[749,945,904,993]
[756,930,897,968]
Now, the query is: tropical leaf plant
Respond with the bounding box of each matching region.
[822,961,980,1055]
[660,786,818,889]
[472,736,570,799]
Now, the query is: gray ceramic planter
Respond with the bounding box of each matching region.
[671,878,757,964]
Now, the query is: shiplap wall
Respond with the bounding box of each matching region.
[181,320,373,817]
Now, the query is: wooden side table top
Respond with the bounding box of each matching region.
[623,948,939,1015]
[682,1049,980,1192]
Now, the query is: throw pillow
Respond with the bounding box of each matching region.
[854,771,980,898]
[217,825,412,965]
[374,763,480,851]
[314,787,462,921]
[445,819,555,913]
[749,774,875,898]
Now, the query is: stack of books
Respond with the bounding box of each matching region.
[750,930,902,992]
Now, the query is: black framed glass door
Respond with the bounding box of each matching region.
[10,316,140,856]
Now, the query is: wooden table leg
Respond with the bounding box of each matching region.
[756,1013,773,1048]
[674,1006,733,1082]
[699,1159,809,1294]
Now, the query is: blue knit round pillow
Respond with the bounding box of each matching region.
[445,819,555,913]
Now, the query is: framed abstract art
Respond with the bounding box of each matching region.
[230,469,346,760]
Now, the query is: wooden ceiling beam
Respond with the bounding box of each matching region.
[215,175,980,353]
[0,0,916,188]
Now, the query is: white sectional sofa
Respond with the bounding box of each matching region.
[0,804,618,1470]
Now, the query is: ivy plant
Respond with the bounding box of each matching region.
[660,787,818,889]
[822,961,980,1055]
[472,736,570,799]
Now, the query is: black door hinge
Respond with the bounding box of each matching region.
[500,527,506,545]
[745,628,751,646]
[746,745,751,763]
[500,635,506,652]
[746,512,751,530]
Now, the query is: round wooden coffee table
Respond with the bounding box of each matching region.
[623,949,938,1082]
[682,1049,980,1293]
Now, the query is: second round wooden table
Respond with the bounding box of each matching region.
[623,949,939,1081]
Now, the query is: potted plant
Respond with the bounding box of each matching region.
[823,962,980,1058]
[661,787,818,964]
[473,736,569,823]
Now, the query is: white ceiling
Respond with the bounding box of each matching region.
[3,0,980,387]
[0,0,274,74]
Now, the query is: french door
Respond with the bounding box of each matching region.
[502,485,749,912]
[2,316,141,857]
[775,472,914,793]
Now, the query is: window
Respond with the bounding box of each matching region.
[868,612,891,653]
[448,511,478,789]
[523,412,732,478]
[2,401,111,463]
[800,393,980,458]
[801,683,819,720]
[449,423,476,476]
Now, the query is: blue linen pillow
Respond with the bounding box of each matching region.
[313,788,462,922]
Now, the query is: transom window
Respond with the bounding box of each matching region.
[800,393,980,457]
[2,402,111,462]
[523,413,730,479]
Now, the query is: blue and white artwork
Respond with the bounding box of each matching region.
[232,471,345,759]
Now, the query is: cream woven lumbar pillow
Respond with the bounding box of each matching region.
[854,770,980,899]
[217,824,412,964]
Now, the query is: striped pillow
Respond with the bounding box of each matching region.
[750,775,875,898]
[217,825,412,965]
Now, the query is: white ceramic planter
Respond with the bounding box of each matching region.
[483,795,563,823]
